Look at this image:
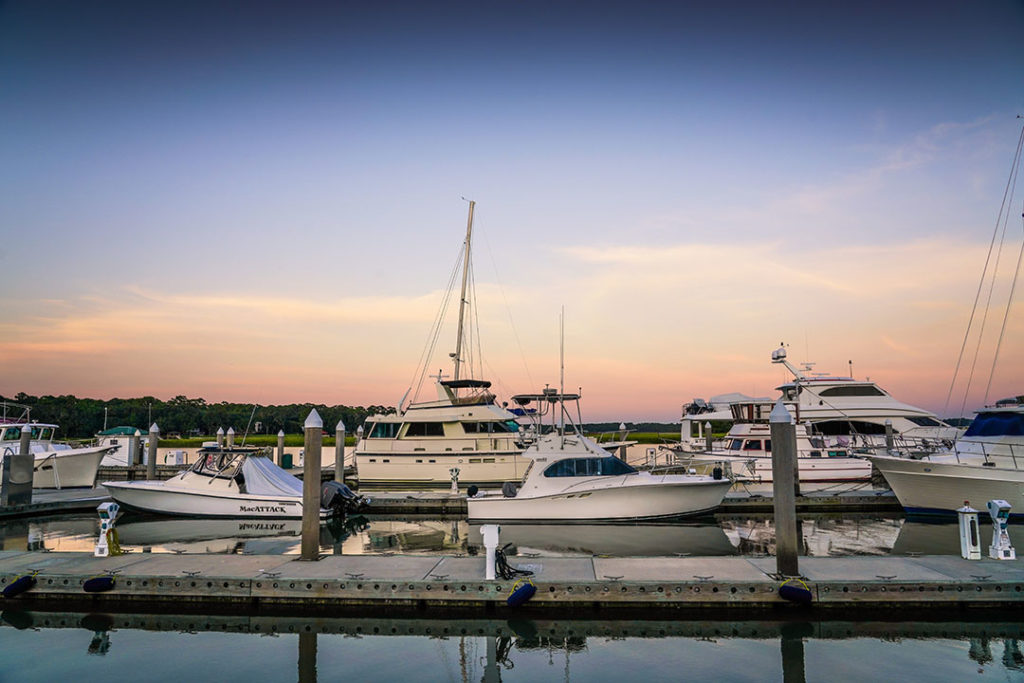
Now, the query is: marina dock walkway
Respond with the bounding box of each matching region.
[2,549,1022,614]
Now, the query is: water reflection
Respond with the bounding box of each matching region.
[0,511,1008,559]
[2,610,1024,682]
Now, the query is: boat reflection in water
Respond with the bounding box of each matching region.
[467,522,738,557]
[2,610,1023,682]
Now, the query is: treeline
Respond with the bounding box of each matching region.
[1,393,396,439]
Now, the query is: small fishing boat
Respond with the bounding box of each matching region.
[467,390,732,522]
[104,446,364,518]
[0,407,117,489]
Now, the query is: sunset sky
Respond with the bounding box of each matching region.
[2,1,1023,423]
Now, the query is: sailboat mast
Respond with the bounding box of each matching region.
[453,200,475,382]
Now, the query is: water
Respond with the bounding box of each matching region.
[1,611,1023,681]
[0,511,995,558]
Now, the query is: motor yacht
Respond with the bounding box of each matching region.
[680,401,873,485]
[354,201,530,488]
[104,446,365,518]
[868,397,1024,516]
[0,409,117,488]
[467,391,732,522]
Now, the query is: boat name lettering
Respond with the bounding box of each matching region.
[238,523,286,531]
[239,505,288,514]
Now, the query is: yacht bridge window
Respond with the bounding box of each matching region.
[2,428,20,441]
[543,456,636,478]
[366,422,400,439]
[818,386,886,398]
[907,416,945,428]
[743,440,763,451]
[403,422,445,437]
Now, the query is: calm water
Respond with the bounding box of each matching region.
[0,511,996,559]
[0,611,1023,682]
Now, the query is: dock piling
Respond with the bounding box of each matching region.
[130,430,141,467]
[277,429,285,466]
[335,420,345,483]
[227,427,235,449]
[704,421,713,452]
[770,400,800,577]
[216,427,225,448]
[147,423,159,480]
[301,409,323,561]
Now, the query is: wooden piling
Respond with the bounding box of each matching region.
[770,401,800,577]
[301,409,323,560]
[277,430,285,467]
[147,423,159,480]
[335,420,345,483]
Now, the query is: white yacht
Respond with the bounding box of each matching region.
[682,402,873,485]
[0,413,116,489]
[356,378,529,487]
[769,346,958,445]
[868,397,1024,516]
[354,201,530,488]
[104,446,363,518]
[467,391,732,522]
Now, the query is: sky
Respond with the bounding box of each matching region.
[1,0,1023,423]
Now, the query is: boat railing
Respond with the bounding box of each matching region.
[953,440,1024,470]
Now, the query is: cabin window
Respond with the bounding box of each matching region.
[543,456,637,478]
[461,421,518,434]
[368,422,400,438]
[728,439,743,451]
[907,416,944,428]
[2,428,19,441]
[813,420,887,436]
[743,440,762,451]
[39,428,53,440]
[818,386,885,398]
[404,422,445,437]
[29,427,42,439]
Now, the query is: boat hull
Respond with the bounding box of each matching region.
[467,478,731,522]
[103,481,327,519]
[31,446,114,489]
[868,455,1024,516]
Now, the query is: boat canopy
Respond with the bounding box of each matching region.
[241,456,304,497]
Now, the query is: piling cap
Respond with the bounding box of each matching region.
[336,419,346,431]
[278,429,285,437]
[149,423,159,434]
[216,427,224,436]
[227,427,235,435]
[21,425,30,433]
[134,429,141,437]
[304,409,323,430]
[618,422,626,431]
[769,399,792,424]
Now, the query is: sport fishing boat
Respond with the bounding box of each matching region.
[104,446,365,518]
[354,201,530,488]
[868,397,1024,516]
[0,407,117,488]
[467,390,733,522]
[681,401,873,485]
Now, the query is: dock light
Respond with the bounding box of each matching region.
[957,501,981,560]
[95,502,120,557]
[987,500,1016,560]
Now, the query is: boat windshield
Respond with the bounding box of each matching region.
[191,451,244,478]
[543,456,636,478]
[964,412,1024,438]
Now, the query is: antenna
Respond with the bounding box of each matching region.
[559,306,565,441]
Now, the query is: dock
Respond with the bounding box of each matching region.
[1,550,1022,614]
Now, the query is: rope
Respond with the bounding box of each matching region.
[984,206,1024,404]
[407,241,464,404]
[945,121,1024,414]
[495,543,533,580]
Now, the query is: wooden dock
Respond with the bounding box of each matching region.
[1,550,1022,614]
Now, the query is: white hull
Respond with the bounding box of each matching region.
[690,453,872,484]
[467,477,731,522]
[30,445,114,488]
[868,454,1024,515]
[356,452,529,487]
[104,481,326,519]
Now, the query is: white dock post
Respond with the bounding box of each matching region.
[147,423,159,480]
[130,429,141,467]
[958,502,981,560]
[301,409,323,561]
[277,429,285,466]
[335,420,346,483]
[770,400,800,577]
[481,524,500,580]
[216,427,225,448]
[227,427,235,449]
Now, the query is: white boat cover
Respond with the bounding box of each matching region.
[241,456,304,497]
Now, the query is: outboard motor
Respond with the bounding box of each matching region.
[320,481,367,516]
